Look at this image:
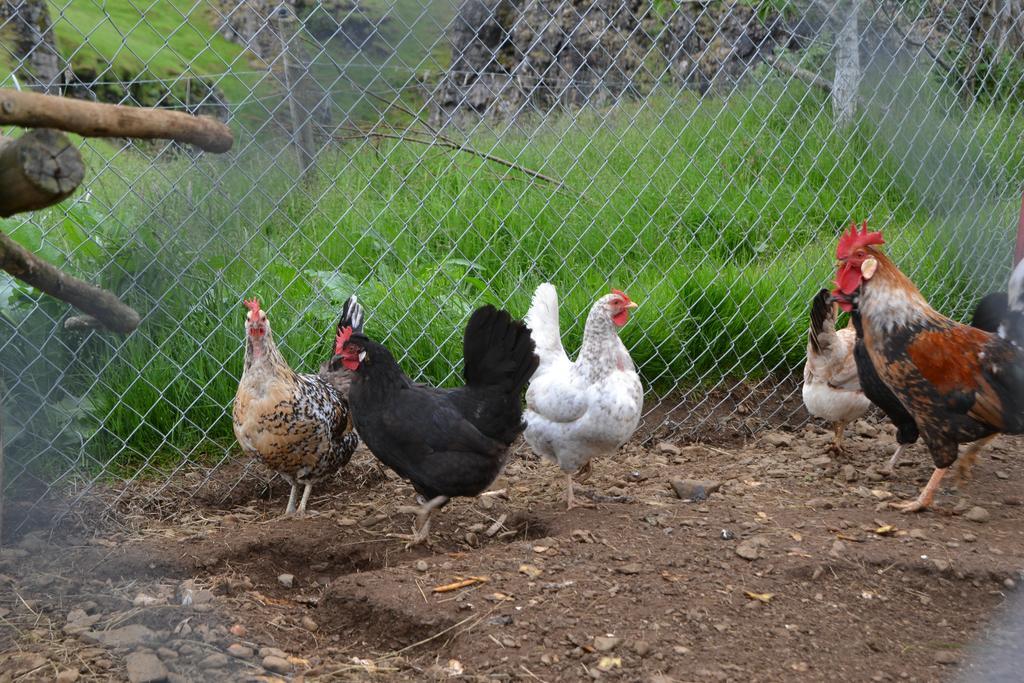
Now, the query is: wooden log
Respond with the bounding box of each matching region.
[0,129,85,217]
[0,89,234,153]
[0,230,141,333]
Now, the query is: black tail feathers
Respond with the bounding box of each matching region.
[808,289,834,354]
[462,304,539,393]
[337,294,364,335]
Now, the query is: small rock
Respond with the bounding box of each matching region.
[1002,496,1023,506]
[764,432,792,448]
[301,616,318,632]
[415,560,429,572]
[199,653,229,669]
[806,497,833,509]
[87,624,155,648]
[735,540,760,561]
[633,640,651,657]
[593,636,621,652]
[934,650,959,665]
[126,652,168,683]
[229,624,247,637]
[656,442,682,455]
[830,540,846,558]
[670,479,721,502]
[962,533,977,543]
[855,421,879,437]
[809,456,832,467]
[479,495,494,510]
[262,655,292,674]
[996,470,1009,480]
[227,643,253,659]
[616,563,642,575]
[277,574,295,588]
[839,465,858,483]
[56,670,80,683]
[259,647,288,659]
[932,559,950,572]
[909,528,927,540]
[1004,578,1016,589]
[965,506,990,523]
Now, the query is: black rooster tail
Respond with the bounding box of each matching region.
[808,289,834,354]
[337,294,364,335]
[462,304,539,394]
[970,292,1008,334]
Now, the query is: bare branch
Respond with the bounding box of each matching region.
[0,129,85,218]
[769,57,835,93]
[335,128,571,194]
[0,230,140,334]
[0,89,234,153]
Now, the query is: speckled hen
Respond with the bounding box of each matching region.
[233,297,360,515]
[523,284,643,509]
[801,288,871,453]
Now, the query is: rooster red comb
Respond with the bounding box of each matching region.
[611,288,632,302]
[334,326,353,355]
[243,298,261,316]
[836,220,884,260]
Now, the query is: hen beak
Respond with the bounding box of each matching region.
[625,300,638,309]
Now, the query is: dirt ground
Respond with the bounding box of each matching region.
[1,416,1023,682]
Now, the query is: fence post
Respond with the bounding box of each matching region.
[833,0,862,127]
[275,4,315,176]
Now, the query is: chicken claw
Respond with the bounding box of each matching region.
[888,467,947,514]
[565,475,595,510]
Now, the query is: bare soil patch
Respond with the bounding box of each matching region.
[1,417,1023,682]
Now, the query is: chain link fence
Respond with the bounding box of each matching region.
[1,0,1023,527]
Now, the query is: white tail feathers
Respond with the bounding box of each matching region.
[1009,258,1024,314]
[526,283,568,372]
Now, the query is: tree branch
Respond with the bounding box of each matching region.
[0,129,85,218]
[0,230,140,334]
[0,89,234,153]
[335,127,570,194]
[769,57,835,93]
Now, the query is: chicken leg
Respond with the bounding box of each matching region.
[951,435,998,488]
[830,421,847,454]
[296,483,314,515]
[890,467,947,513]
[394,495,449,548]
[284,478,300,515]
[882,444,905,475]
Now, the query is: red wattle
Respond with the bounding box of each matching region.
[612,310,629,327]
[835,262,862,295]
[342,357,360,371]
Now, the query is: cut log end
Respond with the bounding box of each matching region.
[0,129,85,217]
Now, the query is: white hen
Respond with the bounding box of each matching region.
[524,284,643,509]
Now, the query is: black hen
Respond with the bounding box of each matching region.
[330,304,538,546]
[850,291,1008,474]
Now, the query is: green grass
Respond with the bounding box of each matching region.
[2,78,1023,474]
[46,0,254,103]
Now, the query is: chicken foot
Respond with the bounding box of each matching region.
[565,474,595,510]
[890,467,947,513]
[283,477,300,515]
[393,495,449,548]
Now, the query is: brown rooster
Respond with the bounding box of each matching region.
[233,297,360,515]
[832,222,1024,512]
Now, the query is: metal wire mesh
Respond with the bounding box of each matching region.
[2,0,1023,524]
